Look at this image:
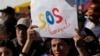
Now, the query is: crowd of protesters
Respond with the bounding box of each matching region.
[0,0,99,56]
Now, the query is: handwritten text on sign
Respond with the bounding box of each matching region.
[38,7,71,35]
[31,0,77,38]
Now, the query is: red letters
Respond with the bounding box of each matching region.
[52,8,63,24]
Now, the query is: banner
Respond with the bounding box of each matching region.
[31,0,78,38]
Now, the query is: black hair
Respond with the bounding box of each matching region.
[92,0,100,4]
[92,0,100,13]
[49,38,71,45]
[0,19,17,40]
[0,40,16,56]
[0,22,16,39]
[16,25,28,30]
[4,6,15,17]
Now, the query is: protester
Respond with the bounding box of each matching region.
[88,0,100,38]
[77,0,100,55]
[0,6,17,25]
[50,38,72,56]
[12,18,44,56]
[47,34,89,56]
[0,40,16,56]
[0,6,17,39]
[0,0,99,56]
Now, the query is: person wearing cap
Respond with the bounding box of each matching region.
[0,6,17,40]
[12,18,44,56]
[0,6,17,24]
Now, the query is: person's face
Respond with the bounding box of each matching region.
[16,25,27,42]
[88,3,100,22]
[51,38,70,56]
[0,47,13,56]
[87,4,95,20]
[0,27,9,40]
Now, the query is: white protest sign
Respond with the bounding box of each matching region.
[31,0,78,38]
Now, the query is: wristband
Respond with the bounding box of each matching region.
[20,52,27,56]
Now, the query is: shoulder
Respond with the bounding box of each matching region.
[11,38,18,47]
[91,25,100,37]
[28,41,45,56]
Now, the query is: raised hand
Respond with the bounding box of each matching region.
[27,24,38,41]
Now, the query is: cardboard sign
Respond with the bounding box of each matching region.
[31,0,78,38]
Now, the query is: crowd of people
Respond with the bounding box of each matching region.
[0,0,99,56]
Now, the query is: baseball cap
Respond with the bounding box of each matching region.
[84,28,99,42]
[16,18,30,27]
[0,6,15,14]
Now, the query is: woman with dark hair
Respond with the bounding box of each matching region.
[48,36,89,56]
[49,38,72,56]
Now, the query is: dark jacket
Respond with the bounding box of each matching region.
[11,38,45,56]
